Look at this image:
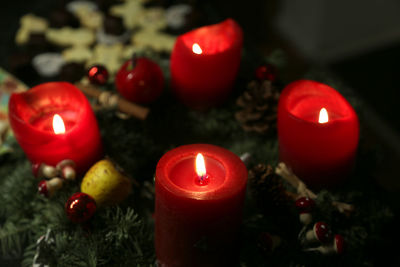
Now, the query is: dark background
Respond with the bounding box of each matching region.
[1,0,399,134]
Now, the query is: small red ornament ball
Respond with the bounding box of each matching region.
[255,64,277,82]
[115,57,164,104]
[65,192,97,223]
[38,180,48,197]
[87,65,109,85]
[32,162,41,178]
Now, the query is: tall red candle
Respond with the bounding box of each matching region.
[155,144,248,266]
[277,80,359,188]
[8,82,102,174]
[170,19,243,109]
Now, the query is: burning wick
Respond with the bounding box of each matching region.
[195,153,209,186]
[318,108,329,124]
[192,43,203,55]
[53,114,66,134]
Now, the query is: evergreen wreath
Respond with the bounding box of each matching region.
[0,62,394,266]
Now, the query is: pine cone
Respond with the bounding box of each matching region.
[235,80,280,134]
[249,164,292,214]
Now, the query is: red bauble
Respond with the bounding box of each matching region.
[87,65,109,85]
[255,64,277,82]
[115,57,164,104]
[65,192,97,223]
[38,180,48,197]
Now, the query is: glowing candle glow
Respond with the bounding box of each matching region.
[9,82,103,174]
[170,19,243,109]
[155,144,248,266]
[277,80,359,188]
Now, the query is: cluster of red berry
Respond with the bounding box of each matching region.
[295,197,344,254]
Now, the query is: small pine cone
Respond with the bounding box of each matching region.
[249,164,292,215]
[235,80,280,134]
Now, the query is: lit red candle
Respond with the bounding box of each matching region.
[155,144,248,266]
[277,80,359,188]
[8,82,102,174]
[170,19,243,109]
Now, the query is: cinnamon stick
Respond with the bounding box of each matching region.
[76,83,150,120]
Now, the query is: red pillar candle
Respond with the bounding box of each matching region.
[8,82,103,174]
[277,80,359,188]
[170,19,243,109]
[155,144,248,266]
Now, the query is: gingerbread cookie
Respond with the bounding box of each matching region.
[137,7,167,31]
[85,43,124,74]
[15,14,49,45]
[110,0,145,29]
[132,29,176,52]
[46,27,95,47]
[68,1,103,30]
[62,46,93,63]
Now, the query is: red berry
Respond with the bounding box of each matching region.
[115,57,164,104]
[38,180,48,197]
[255,64,277,82]
[334,234,345,254]
[65,192,96,223]
[295,197,315,213]
[87,65,109,85]
[313,222,333,243]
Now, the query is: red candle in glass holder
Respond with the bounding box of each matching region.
[170,19,243,109]
[155,144,248,266]
[8,82,103,174]
[277,80,359,188]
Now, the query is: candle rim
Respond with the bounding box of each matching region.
[9,82,91,137]
[280,80,358,125]
[180,18,243,56]
[156,144,248,200]
[163,153,228,194]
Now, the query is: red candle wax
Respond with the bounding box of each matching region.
[155,144,248,266]
[170,19,243,109]
[277,80,359,188]
[8,82,103,174]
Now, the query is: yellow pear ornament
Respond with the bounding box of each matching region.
[80,159,132,206]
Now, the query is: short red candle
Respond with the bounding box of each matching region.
[170,19,243,109]
[277,80,359,188]
[8,82,103,174]
[155,144,248,266]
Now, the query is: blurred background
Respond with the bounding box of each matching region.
[1,0,399,133]
[0,0,399,149]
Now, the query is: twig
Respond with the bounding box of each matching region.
[275,162,317,199]
[275,162,354,216]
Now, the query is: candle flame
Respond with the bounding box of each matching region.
[53,114,66,134]
[192,43,203,55]
[318,108,329,124]
[195,153,206,177]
